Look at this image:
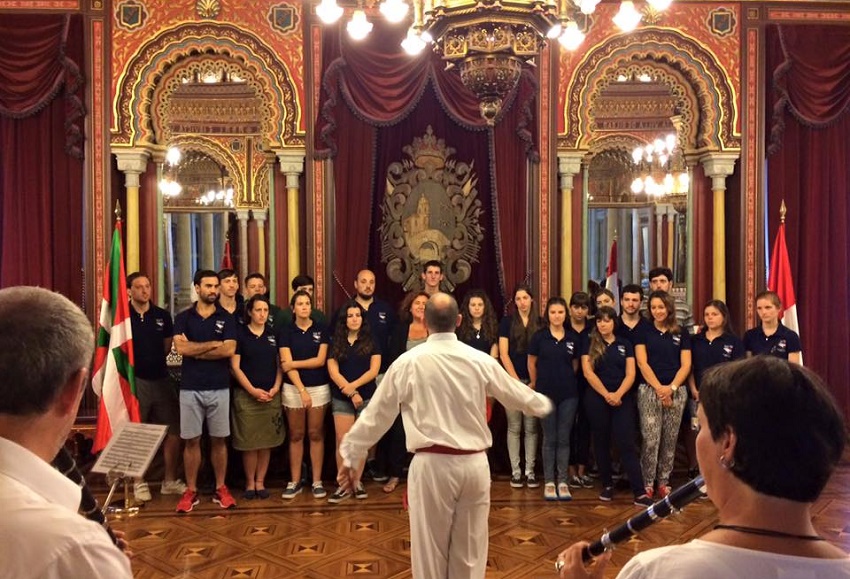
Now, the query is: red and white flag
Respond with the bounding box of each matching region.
[92,219,140,452]
[768,215,803,365]
[605,238,619,313]
[220,236,233,270]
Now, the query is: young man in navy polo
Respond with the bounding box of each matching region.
[173,269,237,512]
[127,272,185,502]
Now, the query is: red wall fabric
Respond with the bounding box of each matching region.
[766,24,850,418]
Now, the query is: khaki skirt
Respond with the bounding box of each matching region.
[230,387,285,451]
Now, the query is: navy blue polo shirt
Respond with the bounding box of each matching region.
[582,337,634,393]
[528,327,580,403]
[330,337,380,402]
[743,324,801,360]
[616,316,652,347]
[362,299,395,372]
[634,327,691,385]
[235,325,279,391]
[129,303,173,380]
[691,331,745,389]
[461,331,496,355]
[499,315,541,381]
[277,321,330,386]
[173,305,237,391]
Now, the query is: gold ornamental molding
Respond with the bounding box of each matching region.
[112,23,303,149]
[380,126,484,292]
[561,27,740,152]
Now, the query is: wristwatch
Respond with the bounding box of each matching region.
[670,384,679,392]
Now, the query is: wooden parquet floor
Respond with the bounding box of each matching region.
[108,462,850,579]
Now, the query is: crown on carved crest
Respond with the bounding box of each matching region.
[403,126,455,171]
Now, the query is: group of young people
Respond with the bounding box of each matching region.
[127,261,802,513]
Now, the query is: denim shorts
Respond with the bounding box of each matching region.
[331,396,371,417]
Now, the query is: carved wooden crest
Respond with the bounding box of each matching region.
[380,126,484,292]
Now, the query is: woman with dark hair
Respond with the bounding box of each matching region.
[230,295,284,500]
[528,297,580,500]
[686,300,745,476]
[581,306,650,505]
[744,290,802,364]
[499,284,542,489]
[326,301,381,503]
[278,290,331,500]
[634,290,692,499]
[558,356,849,578]
[457,289,499,358]
[595,288,616,311]
[567,291,594,490]
[377,291,430,494]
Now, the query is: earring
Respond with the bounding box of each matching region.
[719,455,735,469]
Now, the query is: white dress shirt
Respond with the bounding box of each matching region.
[341,332,553,468]
[0,437,133,579]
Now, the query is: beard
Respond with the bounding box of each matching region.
[357,291,373,301]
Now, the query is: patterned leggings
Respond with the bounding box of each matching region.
[637,384,687,488]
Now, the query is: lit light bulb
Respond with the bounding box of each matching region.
[579,0,600,14]
[166,146,181,166]
[401,28,427,55]
[546,22,562,39]
[632,147,643,164]
[316,0,343,24]
[678,172,690,190]
[347,9,373,40]
[631,178,644,194]
[613,0,642,31]
[558,21,585,51]
[665,133,677,151]
[647,0,673,11]
[380,0,409,23]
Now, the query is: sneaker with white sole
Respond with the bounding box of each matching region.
[133,481,152,502]
[175,489,199,513]
[599,486,614,501]
[525,473,540,488]
[354,484,368,500]
[161,479,187,495]
[213,485,236,509]
[558,482,572,501]
[312,482,327,499]
[510,474,524,488]
[281,481,303,500]
[544,482,558,501]
[327,487,351,504]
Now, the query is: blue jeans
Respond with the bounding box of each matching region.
[541,397,579,484]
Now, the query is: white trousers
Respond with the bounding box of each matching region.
[408,451,491,579]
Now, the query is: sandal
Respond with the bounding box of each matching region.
[383,477,400,493]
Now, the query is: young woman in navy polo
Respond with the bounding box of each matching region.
[230,295,284,500]
[581,306,650,506]
[634,290,692,499]
[278,290,331,500]
[528,297,580,501]
[743,290,802,364]
[326,301,381,503]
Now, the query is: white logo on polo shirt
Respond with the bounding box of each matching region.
[378,312,387,322]
[267,336,277,347]
[312,331,322,343]
[156,318,164,330]
[617,345,626,357]
[723,344,734,359]
[215,320,225,334]
[672,334,681,346]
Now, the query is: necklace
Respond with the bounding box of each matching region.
[713,524,824,541]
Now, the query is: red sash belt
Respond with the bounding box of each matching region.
[416,444,483,455]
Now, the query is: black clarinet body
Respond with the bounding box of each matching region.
[581,475,706,562]
[51,446,121,548]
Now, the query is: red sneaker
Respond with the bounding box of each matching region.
[657,485,672,499]
[213,485,237,509]
[644,486,655,499]
[176,489,199,513]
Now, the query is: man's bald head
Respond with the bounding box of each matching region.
[424,292,460,333]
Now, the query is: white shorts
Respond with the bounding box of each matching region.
[282,383,331,409]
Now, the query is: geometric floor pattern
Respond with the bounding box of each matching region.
[111,461,850,579]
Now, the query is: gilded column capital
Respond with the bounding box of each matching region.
[700,152,740,192]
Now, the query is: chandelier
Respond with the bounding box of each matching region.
[630,117,689,197]
[158,146,183,198]
[317,0,676,124]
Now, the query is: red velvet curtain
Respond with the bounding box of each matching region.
[0,14,85,305]
[316,23,537,312]
[766,24,850,418]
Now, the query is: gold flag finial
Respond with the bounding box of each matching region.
[779,199,786,224]
[114,200,123,222]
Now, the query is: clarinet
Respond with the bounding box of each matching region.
[52,446,122,548]
[555,476,706,571]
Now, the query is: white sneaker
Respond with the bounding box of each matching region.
[161,479,187,495]
[134,481,152,502]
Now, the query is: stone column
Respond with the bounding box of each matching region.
[700,153,739,302]
[114,148,150,272]
[200,212,215,270]
[254,209,268,277]
[277,152,306,288]
[176,213,193,309]
[236,209,251,283]
[557,152,583,294]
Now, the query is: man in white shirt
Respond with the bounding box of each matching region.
[0,286,133,579]
[338,293,552,579]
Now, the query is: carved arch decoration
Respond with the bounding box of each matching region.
[150,54,268,146]
[165,134,245,207]
[112,23,302,149]
[561,28,740,151]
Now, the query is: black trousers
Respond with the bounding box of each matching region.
[584,391,645,497]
